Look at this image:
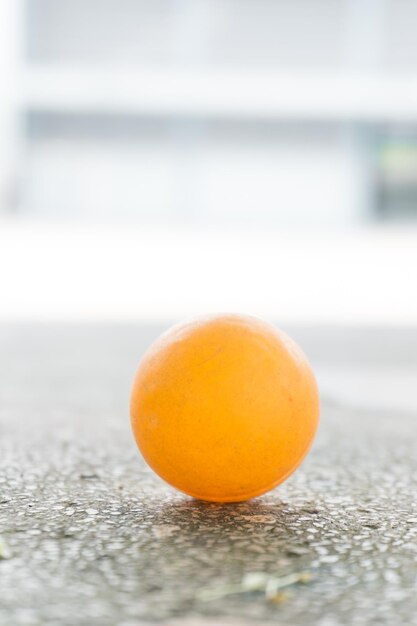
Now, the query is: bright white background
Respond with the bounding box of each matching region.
[1,0,417,326]
[1,218,416,325]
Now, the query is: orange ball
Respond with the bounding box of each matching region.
[130,314,319,502]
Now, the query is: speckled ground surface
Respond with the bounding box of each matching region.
[0,325,416,626]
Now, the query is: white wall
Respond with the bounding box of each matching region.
[21,117,362,227]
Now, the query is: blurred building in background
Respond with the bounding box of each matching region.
[1,0,417,323]
[0,0,414,225]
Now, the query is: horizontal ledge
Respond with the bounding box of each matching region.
[19,64,417,122]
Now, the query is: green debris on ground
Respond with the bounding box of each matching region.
[0,537,11,560]
[197,571,312,603]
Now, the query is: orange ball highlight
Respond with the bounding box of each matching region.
[130,314,319,502]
